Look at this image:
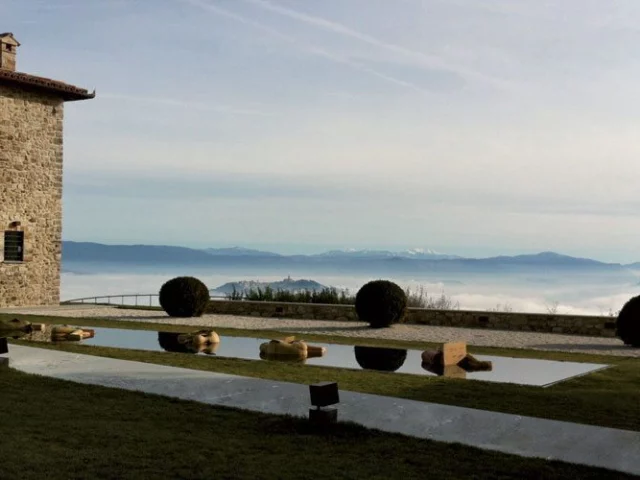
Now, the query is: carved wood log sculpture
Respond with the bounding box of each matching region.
[421,342,492,377]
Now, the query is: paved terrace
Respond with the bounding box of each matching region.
[2,304,638,357]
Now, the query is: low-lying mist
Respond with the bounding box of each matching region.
[61,262,640,316]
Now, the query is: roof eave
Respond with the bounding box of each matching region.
[60,89,96,102]
[0,70,95,102]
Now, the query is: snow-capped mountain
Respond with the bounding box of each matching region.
[312,248,461,260]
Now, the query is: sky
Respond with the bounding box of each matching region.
[5,0,640,262]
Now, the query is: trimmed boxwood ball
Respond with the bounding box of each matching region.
[616,295,640,347]
[355,279,407,328]
[159,276,210,317]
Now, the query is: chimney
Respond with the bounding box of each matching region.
[0,33,20,71]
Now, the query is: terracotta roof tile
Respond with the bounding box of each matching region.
[0,69,95,101]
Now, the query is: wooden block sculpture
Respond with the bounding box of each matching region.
[51,325,95,342]
[259,336,327,363]
[176,329,220,354]
[0,320,94,344]
[0,318,46,338]
[0,318,47,354]
[421,341,492,378]
[441,342,467,366]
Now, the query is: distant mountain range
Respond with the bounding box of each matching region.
[61,241,631,270]
[203,247,282,257]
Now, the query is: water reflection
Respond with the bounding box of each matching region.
[157,331,219,355]
[421,362,468,379]
[354,346,408,372]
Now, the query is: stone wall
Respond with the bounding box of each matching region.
[0,84,64,307]
[205,300,617,337]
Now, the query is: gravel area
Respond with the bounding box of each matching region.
[2,305,638,357]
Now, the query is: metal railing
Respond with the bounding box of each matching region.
[61,292,228,308]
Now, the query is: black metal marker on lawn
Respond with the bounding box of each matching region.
[309,381,340,426]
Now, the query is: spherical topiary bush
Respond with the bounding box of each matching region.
[354,346,407,372]
[355,279,407,328]
[616,295,640,347]
[159,276,210,317]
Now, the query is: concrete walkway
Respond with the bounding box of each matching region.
[4,344,640,476]
[2,304,638,357]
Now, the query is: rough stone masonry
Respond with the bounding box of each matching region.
[0,32,94,307]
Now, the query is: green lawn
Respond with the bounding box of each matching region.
[5,313,640,432]
[0,368,634,480]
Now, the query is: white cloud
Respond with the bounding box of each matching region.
[99,93,276,116]
[177,0,435,95]
[241,0,513,90]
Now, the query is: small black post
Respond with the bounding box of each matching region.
[309,381,339,425]
[0,338,8,369]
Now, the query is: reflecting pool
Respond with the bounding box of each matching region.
[63,327,609,387]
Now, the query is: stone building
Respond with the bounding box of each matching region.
[0,33,94,307]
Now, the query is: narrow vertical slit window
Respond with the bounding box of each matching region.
[4,231,24,262]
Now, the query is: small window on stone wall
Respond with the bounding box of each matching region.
[3,231,24,262]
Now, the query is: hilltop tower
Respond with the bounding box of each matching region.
[0,33,94,307]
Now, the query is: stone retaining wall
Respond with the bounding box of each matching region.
[205,300,617,337]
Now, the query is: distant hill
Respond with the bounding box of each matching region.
[471,251,617,267]
[213,277,327,294]
[63,241,213,264]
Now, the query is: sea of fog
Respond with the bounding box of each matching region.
[61,261,640,316]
